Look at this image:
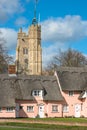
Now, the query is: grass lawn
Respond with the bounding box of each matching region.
[0,118,87,130]
[18,117,87,123]
[0,122,87,130]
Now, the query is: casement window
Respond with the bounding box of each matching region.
[27,106,34,112]
[69,91,74,96]
[23,48,28,54]
[52,105,58,112]
[7,107,14,112]
[63,105,69,112]
[32,90,43,96]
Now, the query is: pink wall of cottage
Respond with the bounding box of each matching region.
[16,99,63,118]
[61,91,87,117]
[0,91,87,118]
[0,108,15,118]
[46,102,62,117]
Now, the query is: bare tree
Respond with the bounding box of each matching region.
[46,48,87,74]
[0,31,13,73]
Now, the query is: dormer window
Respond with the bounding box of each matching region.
[32,90,43,97]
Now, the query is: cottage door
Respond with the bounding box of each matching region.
[75,104,81,117]
[16,103,19,118]
[39,105,44,118]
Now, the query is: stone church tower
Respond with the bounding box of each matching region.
[16,10,42,75]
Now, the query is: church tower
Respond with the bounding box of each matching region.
[16,1,42,75]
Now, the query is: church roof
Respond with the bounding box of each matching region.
[0,74,63,107]
[56,67,87,91]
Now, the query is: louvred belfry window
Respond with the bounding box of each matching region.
[23,48,28,54]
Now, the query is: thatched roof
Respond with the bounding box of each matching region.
[0,74,63,107]
[56,67,87,91]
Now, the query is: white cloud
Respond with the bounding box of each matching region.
[41,15,87,67]
[15,17,28,26]
[42,15,87,42]
[42,44,58,68]
[0,0,24,22]
[0,28,17,52]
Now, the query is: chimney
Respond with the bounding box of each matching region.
[8,65,16,76]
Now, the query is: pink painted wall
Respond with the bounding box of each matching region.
[61,91,87,117]
[80,98,87,117]
[16,92,87,118]
[45,102,62,117]
[16,99,63,118]
[16,100,38,118]
[1,91,87,118]
[0,108,15,118]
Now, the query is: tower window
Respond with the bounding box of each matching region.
[24,59,28,69]
[23,48,28,54]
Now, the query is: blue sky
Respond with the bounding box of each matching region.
[0,0,87,68]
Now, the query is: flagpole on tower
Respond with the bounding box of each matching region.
[34,0,38,18]
[32,0,38,25]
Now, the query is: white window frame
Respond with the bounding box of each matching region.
[32,90,43,97]
[27,106,34,112]
[85,91,87,97]
[69,91,74,96]
[6,107,14,112]
[82,91,87,98]
[63,105,69,112]
[52,105,58,112]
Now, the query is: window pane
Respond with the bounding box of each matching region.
[23,48,28,54]
[52,105,58,112]
[32,90,43,96]
[7,107,14,112]
[63,105,69,112]
[34,90,37,96]
[27,106,33,112]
